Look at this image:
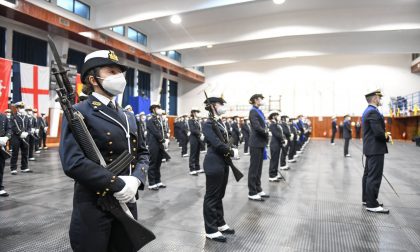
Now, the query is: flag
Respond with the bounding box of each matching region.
[0,58,12,112]
[13,62,50,114]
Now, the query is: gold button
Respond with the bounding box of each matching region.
[107,132,111,136]
[109,158,113,162]
[96,192,100,195]
[108,141,112,145]
[131,164,135,168]
[94,106,98,109]
[105,188,109,191]
[133,148,136,151]
[111,179,115,183]
[109,151,113,154]
[141,167,145,172]
[133,139,136,143]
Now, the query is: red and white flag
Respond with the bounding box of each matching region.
[19,62,50,114]
[0,58,12,112]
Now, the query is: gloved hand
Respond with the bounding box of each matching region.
[166,133,170,138]
[0,136,8,146]
[113,176,140,203]
[283,140,288,147]
[232,148,239,159]
[44,127,48,133]
[290,133,294,139]
[35,129,40,134]
[163,139,169,149]
[20,132,29,139]
[187,131,191,137]
[200,134,205,141]
[268,132,273,137]
[144,131,147,136]
[30,128,35,134]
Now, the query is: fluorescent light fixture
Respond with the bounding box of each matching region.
[273,0,286,5]
[170,15,182,24]
[207,45,213,48]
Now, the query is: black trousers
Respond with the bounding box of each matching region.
[39,127,47,148]
[362,155,384,208]
[203,166,229,234]
[232,134,239,148]
[243,137,249,153]
[189,137,200,171]
[288,140,296,160]
[331,130,336,143]
[147,142,163,186]
[180,136,188,155]
[269,144,281,178]
[0,156,5,190]
[10,136,28,171]
[28,135,35,158]
[344,138,350,155]
[200,140,206,151]
[280,142,289,166]
[69,198,137,252]
[248,147,264,196]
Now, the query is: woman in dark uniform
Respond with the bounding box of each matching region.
[59,50,149,252]
[202,95,238,242]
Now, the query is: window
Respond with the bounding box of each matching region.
[161,50,182,63]
[193,66,205,73]
[5,0,16,4]
[57,0,90,20]
[127,27,147,46]
[110,26,125,36]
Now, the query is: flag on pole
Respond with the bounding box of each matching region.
[12,62,50,114]
[0,58,12,112]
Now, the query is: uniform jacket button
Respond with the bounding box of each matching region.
[107,132,111,136]
[108,141,113,145]
[132,148,136,151]
[109,151,113,154]
[133,139,136,143]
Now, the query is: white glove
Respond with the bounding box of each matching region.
[200,134,205,141]
[30,128,35,134]
[268,132,273,137]
[163,139,169,149]
[20,132,29,139]
[187,131,191,136]
[290,133,294,139]
[35,129,40,134]
[113,176,140,203]
[166,133,170,138]
[283,140,288,147]
[44,127,48,133]
[144,131,147,136]
[0,137,8,146]
[232,148,239,159]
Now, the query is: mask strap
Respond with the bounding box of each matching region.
[93,75,114,98]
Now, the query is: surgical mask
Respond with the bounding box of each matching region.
[259,100,265,106]
[97,73,126,96]
[141,116,146,122]
[216,107,226,115]
[28,111,33,116]
[156,109,163,115]
[6,113,11,118]
[19,109,26,115]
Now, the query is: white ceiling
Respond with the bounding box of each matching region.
[75,0,420,67]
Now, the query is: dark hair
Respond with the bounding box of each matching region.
[365,95,375,103]
[82,67,100,95]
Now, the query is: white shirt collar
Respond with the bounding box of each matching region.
[92,92,115,106]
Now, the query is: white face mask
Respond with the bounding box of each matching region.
[6,113,11,118]
[19,109,26,115]
[97,73,126,96]
[216,107,226,115]
[259,100,265,106]
[141,117,146,122]
[28,111,33,116]
[156,109,163,115]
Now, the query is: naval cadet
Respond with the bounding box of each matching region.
[0,110,11,197]
[202,95,238,242]
[188,108,204,175]
[10,102,31,174]
[362,89,391,213]
[248,94,270,201]
[26,107,38,161]
[59,50,150,251]
[331,116,337,145]
[279,115,291,169]
[231,116,241,148]
[146,103,169,190]
[241,118,251,155]
[268,111,285,182]
[343,114,352,157]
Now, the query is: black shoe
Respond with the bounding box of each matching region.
[0,192,9,197]
[158,183,166,188]
[220,228,235,235]
[206,235,227,242]
[363,202,383,207]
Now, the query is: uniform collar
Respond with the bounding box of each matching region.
[92,92,115,107]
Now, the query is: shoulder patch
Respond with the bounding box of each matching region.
[92,101,102,106]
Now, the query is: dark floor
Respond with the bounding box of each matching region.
[0,139,420,252]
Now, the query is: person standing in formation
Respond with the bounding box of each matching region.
[188,108,204,176]
[343,114,352,157]
[268,111,286,182]
[331,116,337,145]
[241,118,251,155]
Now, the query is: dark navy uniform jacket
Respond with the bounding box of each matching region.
[60,95,149,200]
[11,114,30,137]
[241,123,250,139]
[362,105,388,156]
[231,122,240,138]
[203,119,231,174]
[281,122,291,141]
[249,107,269,148]
[146,115,165,147]
[188,118,202,139]
[332,121,337,133]
[0,114,11,139]
[269,121,284,148]
[343,120,352,139]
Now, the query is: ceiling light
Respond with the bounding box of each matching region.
[273,0,286,5]
[170,15,182,24]
[207,45,213,48]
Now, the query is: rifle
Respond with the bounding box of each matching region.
[47,35,155,250]
[204,91,244,182]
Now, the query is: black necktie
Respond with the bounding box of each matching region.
[108,101,117,111]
